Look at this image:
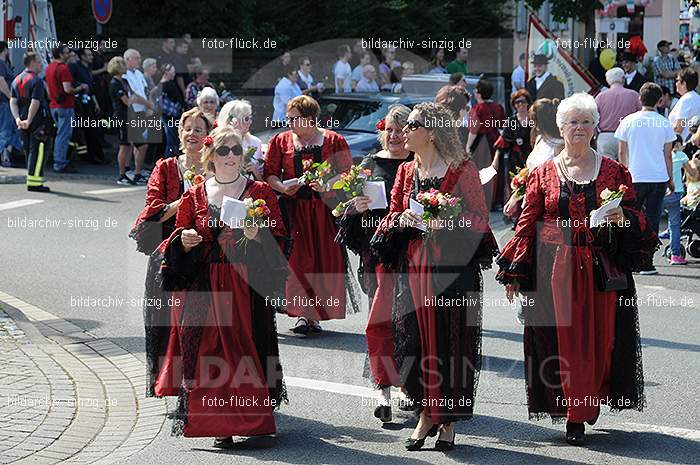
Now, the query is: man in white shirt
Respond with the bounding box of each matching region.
[122,48,154,184]
[668,67,700,140]
[615,82,676,275]
[333,44,352,93]
[273,66,301,122]
[355,65,379,92]
[511,53,526,95]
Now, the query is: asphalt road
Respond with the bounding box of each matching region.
[1,177,698,465]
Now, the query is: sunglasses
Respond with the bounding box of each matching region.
[215,144,243,157]
[404,120,425,131]
[243,115,253,123]
[514,99,528,105]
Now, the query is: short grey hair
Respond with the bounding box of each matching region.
[142,58,157,70]
[196,86,219,107]
[556,92,599,128]
[217,99,252,128]
[605,67,625,86]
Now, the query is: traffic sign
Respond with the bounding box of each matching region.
[92,0,112,25]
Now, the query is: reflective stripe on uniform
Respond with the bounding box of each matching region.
[33,142,45,179]
[26,142,46,186]
[26,175,44,186]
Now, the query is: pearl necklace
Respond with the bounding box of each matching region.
[557,150,600,185]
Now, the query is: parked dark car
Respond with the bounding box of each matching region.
[258,93,433,163]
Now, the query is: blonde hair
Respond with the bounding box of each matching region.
[200,125,243,173]
[178,107,212,153]
[378,104,410,150]
[107,56,125,76]
[217,99,252,129]
[413,102,466,165]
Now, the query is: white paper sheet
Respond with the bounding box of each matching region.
[220,196,248,229]
[479,166,498,185]
[589,196,622,227]
[409,198,427,231]
[363,181,388,210]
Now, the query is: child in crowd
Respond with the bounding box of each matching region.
[662,136,689,265]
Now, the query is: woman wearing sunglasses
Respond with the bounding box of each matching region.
[218,99,264,180]
[493,89,533,214]
[130,107,211,398]
[264,95,357,335]
[158,125,289,447]
[370,102,498,451]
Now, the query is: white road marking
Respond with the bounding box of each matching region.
[0,199,44,211]
[285,376,700,440]
[81,186,146,195]
[619,422,700,441]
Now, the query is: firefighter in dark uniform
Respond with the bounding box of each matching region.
[10,51,50,192]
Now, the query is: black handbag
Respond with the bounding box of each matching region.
[593,250,628,292]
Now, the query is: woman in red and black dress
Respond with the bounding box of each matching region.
[371,102,498,451]
[334,104,413,422]
[159,125,288,447]
[493,89,533,209]
[496,94,656,446]
[466,79,506,210]
[264,95,358,335]
[129,108,211,397]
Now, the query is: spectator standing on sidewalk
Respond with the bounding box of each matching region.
[158,63,185,158]
[333,45,353,94]
[595,67,641,160]
[70,48,107,164]
[615,82,676,274]
[10,52,51,192]
[653,40,681,94]
[123,48,154,184]
[664,136,690,265]
[46,44,87,173]
[0,41,22,167]
[668,67,700,141]
[184,67,210,109]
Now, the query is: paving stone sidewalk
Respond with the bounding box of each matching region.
[0,291,167,465]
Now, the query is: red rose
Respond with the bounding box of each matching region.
[375,118,386,131]
[429,197,439,206]
[203,135,214,147]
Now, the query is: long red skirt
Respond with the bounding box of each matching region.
[406,240,481,424]
[366,265,401,387]
[180,263,275,437]
[550,245,617,423]
[153,292,183,397]
[284,197,346,321]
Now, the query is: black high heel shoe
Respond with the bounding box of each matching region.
[405,424,438,451]
[213,437,234,448]
[565,422,585,446]
[434,430,456,451]
[374,404,392,423]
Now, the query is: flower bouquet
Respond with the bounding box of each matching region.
[509,166,528,199]
[593,184,629,240]
[600,184,628,205]
[183,165,205,186]
[298,159,334,188]
[237,197,271,250]
[415,188,462,223]
[331,164,373,217]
